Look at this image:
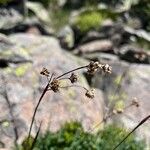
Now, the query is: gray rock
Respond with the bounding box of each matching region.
[0,34,104,149]
[74,40,113,54]
[119,45,150,64]
[58,25,74,49]
[83,52,119,62]
[81,31,104,43]
[0,8,23,30]
[0,33,14,51]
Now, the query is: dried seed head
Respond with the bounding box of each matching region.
[69,73,78,83]
[87,61,100,75]
[100,64,112,74]
[40,67,50,77]
[85,89,95,99]
[131,98,139,107]
[50,78,60,92]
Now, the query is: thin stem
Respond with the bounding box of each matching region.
[60,84,88,91]
[89,103,134,133]
[56,65,88,79]
[28,74,53,141]
[30,121,42,150]
[27,83,49,140]
[113,115,150,150]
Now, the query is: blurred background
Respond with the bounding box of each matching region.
[0,0,150,149]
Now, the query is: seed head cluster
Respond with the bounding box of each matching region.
[87,61,112,74]
[85,89,95,99]
[49,78,60,92]
[69,73,78,83]
[40,67,50,77]
[40,61,111,98]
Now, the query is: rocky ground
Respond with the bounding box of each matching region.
[0,0,150,149]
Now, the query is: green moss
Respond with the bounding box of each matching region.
[5,64,31,77]
[114,100,125,111]
[74,9,118,33]
[15,64,31,77]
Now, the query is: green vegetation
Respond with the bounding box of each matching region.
[50,9,70,32]
[20,122,144,150]
[74,9,117,33]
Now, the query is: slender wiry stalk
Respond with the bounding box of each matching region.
[27,83,49,141]
[113,115,150,150]
[30,121,42,150]
[60,84,88,91]
[56,65,88,79]
[27,73,54,141]
[89,103,135,133]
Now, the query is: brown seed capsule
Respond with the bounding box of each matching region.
[69,73,78,83]
[87,61,100,75]
[40,67,50,77]
[50,78,60,92]
[85,89,95,99]
[100,64,112,74]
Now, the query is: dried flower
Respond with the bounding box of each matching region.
[40,67,50,77]
[85,89,95,99]
[131,98,139,107]
[100,64,112,74]
[87,61,100,75]
[50,78,60,92]
[69,73,78,83]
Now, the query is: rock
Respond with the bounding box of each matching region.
[58,25,75,49]
[74,40,113,54]
[83,52,119,62]
[99,22,130,47]
[0,8,23,30]
[91,60,150,143]
[0,34,104,149]
[80,31,103,43]
[119,45,150,64]
[0,33,14,51]
[26,1,50,24]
